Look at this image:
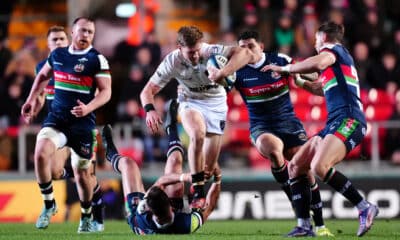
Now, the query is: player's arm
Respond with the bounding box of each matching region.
[208,46,254,82]
[261,51,336,74]
[294,74,324,96]
[202,166,221,221]
[33,90,46,116]
[152,173,192,190]
[21,64,53,123]
[140,81,163,134]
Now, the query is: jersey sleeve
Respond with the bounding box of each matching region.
[95,54,111,79]
[149,53,176,88]
[277,53,293,65]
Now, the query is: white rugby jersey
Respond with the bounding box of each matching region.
[149,43,232,100]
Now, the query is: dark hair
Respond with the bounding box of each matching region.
[47,26,66,37]
[72,17,94,25]
[238,30,261,42]
[146,186,171,219]
[318,21,344,43]
[177,26,203,47]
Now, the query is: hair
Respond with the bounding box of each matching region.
[146,186,171,220]
[318,21,345,43]
[176,26,203,47]
[47,25,66,37]
[238,30,261,42]
[72,17,94,25]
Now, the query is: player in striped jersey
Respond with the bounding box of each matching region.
[22,17,111,233]
[209,30,333,237]
[101,124,221,235]
[32,25,105,232]
[262,21,379,237]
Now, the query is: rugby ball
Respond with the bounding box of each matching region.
[207,54,236,90]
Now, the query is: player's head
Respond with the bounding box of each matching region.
[237,30,264,64]
[315,21,344,52]
[71,17,95,50]
[47,26,68,51]
[146,186,173,225]
[177,26,203,65]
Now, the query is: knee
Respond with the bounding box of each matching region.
[119,156,138,172]
[310,162,329,180]
[167,152,183,168]
[287,161,299,178]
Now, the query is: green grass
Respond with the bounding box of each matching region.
[0,219,399,240]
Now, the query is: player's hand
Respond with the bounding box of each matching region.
[21,101,36,124]
[71,99,90,117]
[145,110,163,134]
[207,65,223,82]
[260,64,287,73]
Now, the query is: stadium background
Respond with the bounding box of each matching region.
[1,0,400,223]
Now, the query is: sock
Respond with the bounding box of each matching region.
[323,168,363,206]
[110,155,122,173]
[298,218,312,230]
[271,161,291,201]
[92,184,104,223]
[39,181,55,209]
[60,166,74,179]
[290,175,311,219]
[166,124,184,158]
[80,201,92,219]
[126,192,145,215]
[310,182,324,227]
[191,171,205,199]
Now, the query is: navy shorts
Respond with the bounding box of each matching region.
[43,112,96,159]
[318,113,366,153]
[250,117,308,149]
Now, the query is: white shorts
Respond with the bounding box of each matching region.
[178,97,227,135]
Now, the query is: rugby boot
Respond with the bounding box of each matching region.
[36,203,58,229]
[357,203,379,237]
[286,226,315,237]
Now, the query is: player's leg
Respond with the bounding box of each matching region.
[34,127,66,229]
[50,147,71,180]
[286,137,318,237]
[87,130,105,232]
[101,124,146,217]
[285,145,334,237]
[254,133,292,199]
[312,134,378,237]
[70,129,98,233]
[180,108,206,208]
[203,133,223,179]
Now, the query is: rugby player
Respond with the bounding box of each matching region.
[262,21,379,237]
[21,17,112,233]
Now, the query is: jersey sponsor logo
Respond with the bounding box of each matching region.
[298,132,307,141]
[74,63,85,72]
[78,57,88,63]
[53,70,94,94]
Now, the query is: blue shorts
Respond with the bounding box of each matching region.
[250,117,308,149]
[318,113,366,153]
[43,112,96,159]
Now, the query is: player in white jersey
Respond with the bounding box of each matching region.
[140,26,253,209]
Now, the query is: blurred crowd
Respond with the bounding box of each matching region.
[1,0,400,171]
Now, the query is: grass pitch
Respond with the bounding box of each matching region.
[0,219,398,240]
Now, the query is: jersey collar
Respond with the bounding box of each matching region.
[68,45,93,55]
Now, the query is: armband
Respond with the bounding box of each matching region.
[281,64,292,73]
[295,75,306,87]
[144,103,155,112]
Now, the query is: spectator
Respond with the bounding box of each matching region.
[294,2,319,57]
[366,51,400,94]
[353,41,373,90]
[0,37,12,80]
[274,12,295,55]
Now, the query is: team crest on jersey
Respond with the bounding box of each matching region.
[74,63,85,72]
